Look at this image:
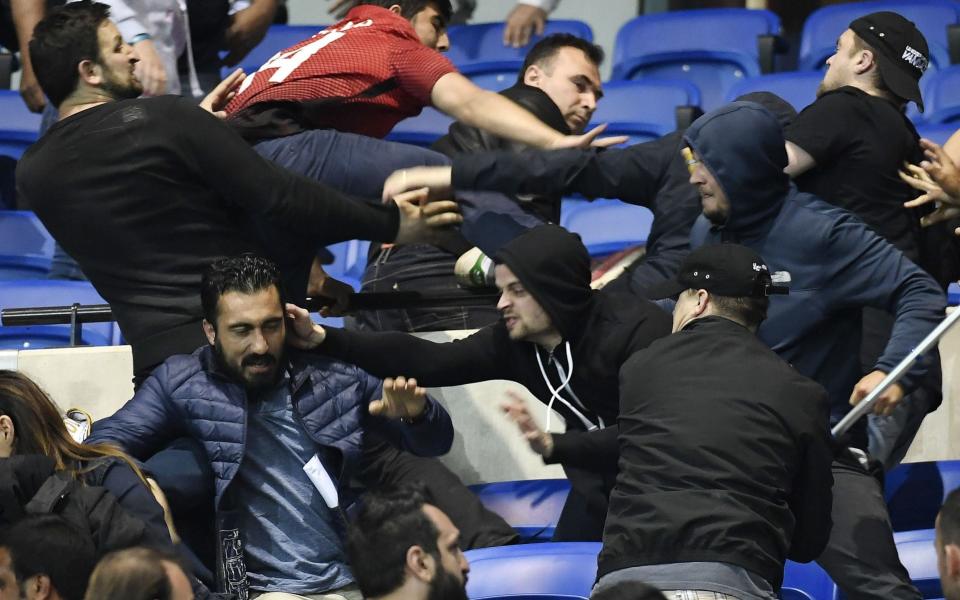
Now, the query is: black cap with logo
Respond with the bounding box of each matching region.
[648,244,789,300]
[849,11,929,112]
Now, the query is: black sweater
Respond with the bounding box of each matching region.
[17,96,400,373]
[598,317,834,587]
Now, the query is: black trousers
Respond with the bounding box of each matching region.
[816,453,921,600]
[357,442,519,549]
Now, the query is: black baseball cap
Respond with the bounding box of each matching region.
[849,11,929,112]
[648,244,789,300]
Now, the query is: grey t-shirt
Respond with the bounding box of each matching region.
[234,376,353,593]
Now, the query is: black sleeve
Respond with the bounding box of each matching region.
[319,325,507,387]
[172,98,400,243]
[786,389,835,562]
[546,426,619,470]
[783,91,856,165]
[451,136,675,206]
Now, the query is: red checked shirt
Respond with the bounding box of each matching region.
[225,5,457,141]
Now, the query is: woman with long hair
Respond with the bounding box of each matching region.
[0,370,178,542]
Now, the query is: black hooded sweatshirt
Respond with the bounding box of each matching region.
[318,225,671,537]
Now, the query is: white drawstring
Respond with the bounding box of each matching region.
[535,341,598,433]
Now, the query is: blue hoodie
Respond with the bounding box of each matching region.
[686,102,945,436]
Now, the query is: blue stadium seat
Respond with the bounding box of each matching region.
[0,211,56,279]
[226,24,329,77]
[726,71,824,112]
[588,79,701,145]
[783,560,837,600]
[465,72,517,92]
[798,0,960,74]
[324,240,371,280]
[917,123,958,146]
[468,479,570,542]
[611,9,783,111]
[924,66,960,125]
[0,91,42,160]
[465,542,599,599]
[887,460,960,531]
[446,20,593,81]
[895,529,942,598]
[0,280,116,348]
[561,200,655,257]
[385,108,454,147]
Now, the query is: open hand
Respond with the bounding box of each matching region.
[284,303,327,349]
[550,123,629,150]
[900,163,960,227]
[200,68,246,118]
[392,187,462,245]
[503,4,547,47]
[920,138,960,199]
[501,391,553,458]
[369,376,427,420]
[849,370,904,417]
[382,166,454,203]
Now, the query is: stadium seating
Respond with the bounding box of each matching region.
[560,199,655,257]
[895,529,942,598]
[798,0,960,73]
[464,542,599,599]
[0,280,116,348]
[917,123,958,146]
[725,70,823,112]
[324,240,371,281]
[469,479,570,542]
[227,24,329,77]
[923,66,960,125]
[0,90,43,160]
[887,460,960,531]
[588,79,701,145]
[0,211,56,279]
[783,560,837,600]
[611,9,783,111]
[446,20,593,82]
[385,108,454,147]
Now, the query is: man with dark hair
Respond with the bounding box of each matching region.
[937,488,960,600]
[357,32,606,333]
[0,514,98,600]
[87,254,455,599]
[346,487,468,600]
[782,11,947,469]
[582,244,832,599]
[285,225,672,541]
[17,1,460,383]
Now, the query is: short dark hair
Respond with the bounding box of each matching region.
[83,547,186,600]
[29,1,111,107]
[591,580,667,600]
[518,33,605,84]
[0,515,97,600]
[359,0,452,24]
[941,487,960,547]
[709,293,770,331]
[346,486,440,597]
[200,255,284,326]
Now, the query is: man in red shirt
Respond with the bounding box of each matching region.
[225,0,612,201]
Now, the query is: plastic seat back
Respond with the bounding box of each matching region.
[469,479,570,542]
[924,66,960,124]
[0,280,116,348]
[465,542,600,599]
[782,560,838,600]
[0,91,42,160]
[917,123,957,146]
[894,529,942,598]
[725,71,824,112]
[0,211,56,279]
[561,200,655,257]
[799,0,959,72]
[612,9,782,110]
[447,20,593,79]
[385,108,454,147]
[589,79,701,144]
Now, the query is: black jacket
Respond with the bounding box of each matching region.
[598,317,834,587]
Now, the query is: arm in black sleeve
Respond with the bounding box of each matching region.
[451,135,676,206]
[786,390,834,562]
[172,99,400,244]
[546,426,619,470]
[320,325,507,387]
